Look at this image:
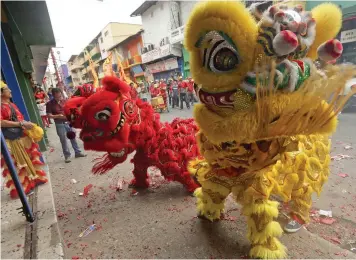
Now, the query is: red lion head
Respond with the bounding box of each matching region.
[67,77,139,164]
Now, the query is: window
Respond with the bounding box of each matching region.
[127,50,131,59]
[100,37,103,43]
[151,11,154,18]
[137,42,142,54]
[104,30,109,37]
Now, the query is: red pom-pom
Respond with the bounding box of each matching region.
[66,131,76,140]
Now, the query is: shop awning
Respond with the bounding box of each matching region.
[2,1,56,84]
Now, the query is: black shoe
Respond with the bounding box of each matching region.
[65,157,71,163]
[75,153,87,158]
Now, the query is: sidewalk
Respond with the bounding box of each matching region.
[1,152,64,259]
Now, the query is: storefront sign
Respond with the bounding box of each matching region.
[341,29,356,44]
[164,58,178,70]
[141,44,173,63]
[170,25,185,44]
[145,58,179,74]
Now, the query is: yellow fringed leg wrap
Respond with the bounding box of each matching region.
[242,200,287,259]
[194,180,231,222]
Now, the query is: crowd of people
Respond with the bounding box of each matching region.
[137,76,197,111]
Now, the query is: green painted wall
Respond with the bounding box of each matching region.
[182,47,191,78]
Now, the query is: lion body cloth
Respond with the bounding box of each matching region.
[63,77,200,193]
[185,1,355,259]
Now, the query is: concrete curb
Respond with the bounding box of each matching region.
[35,162,64,259]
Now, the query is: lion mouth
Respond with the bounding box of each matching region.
[111,113,126,135]
[110,148,125,158]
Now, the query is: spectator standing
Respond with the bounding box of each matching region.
[178,77,190,109]
[46,88,86,163]
[1,81,48,198]
[187,77,196,106]
[172,79,179,108]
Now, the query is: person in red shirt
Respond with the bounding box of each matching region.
[186,77,196,106]
[1,81,48,198]
[178,77,190,109]
[158,79,169,111]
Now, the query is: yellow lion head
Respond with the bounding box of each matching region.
[185,1,355,144]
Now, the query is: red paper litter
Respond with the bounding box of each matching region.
[16,244,22,248]
[335,252,348,257]
[67,242,72,248]
[49,147,55,153]
[320,217,336,225]
[83,184,93,197]
[337,173,349,178]
[72,256,80,260]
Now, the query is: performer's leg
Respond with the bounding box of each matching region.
[173,171,200,193]
[129,149,150,188]
[195,177,230,221]
[233,182,286,259]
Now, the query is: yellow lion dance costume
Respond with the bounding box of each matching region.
[185,1,356,259]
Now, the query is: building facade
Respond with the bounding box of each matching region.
[131,1,184,81]
[67,23,142,86]
[109,30,145,83]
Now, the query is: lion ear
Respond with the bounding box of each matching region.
[307,3,342,60]
[102,76,130,94]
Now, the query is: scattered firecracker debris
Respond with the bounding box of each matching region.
[72,256,80,260]
[334,252,348,257]
[83,184,93,197]
[16,244,21,248]
[223,216,237,221]
[131,189,139,196]
[337,173,349,178]
[320,217,336,225]
[331,154,352,161]
[49,147,55,153]
[344,145,352,150]
[67,242,72,248]
[57,211,67,219]
[109,193,116,200]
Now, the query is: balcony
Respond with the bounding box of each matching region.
[141,44,182,64]
[122,55,142,69]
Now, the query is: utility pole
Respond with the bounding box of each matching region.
[50,48,62,85]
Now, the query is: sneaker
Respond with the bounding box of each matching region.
[284,220,303,233]
[65,157,71,163]
[75,153,87,158]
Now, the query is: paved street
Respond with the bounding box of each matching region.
[46,107,356,259]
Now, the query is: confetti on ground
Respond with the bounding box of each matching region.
[83,184,93,197]
[337,173,349,178]
[71,179,77,184]
[320,217,337,225]
[131,189,139,196]
[331,154,352,161]
[344,145,352,150]
[319,210,333,218]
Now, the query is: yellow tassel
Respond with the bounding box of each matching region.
[242,201,279,218]
[250,238,287,259]
[247,220,283,244]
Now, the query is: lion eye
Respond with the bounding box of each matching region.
[95,108,111,121]
[196,31,239,73]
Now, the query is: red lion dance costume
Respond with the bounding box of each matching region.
[64,77,199,192]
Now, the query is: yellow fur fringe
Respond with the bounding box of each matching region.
[250,238,287,259]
